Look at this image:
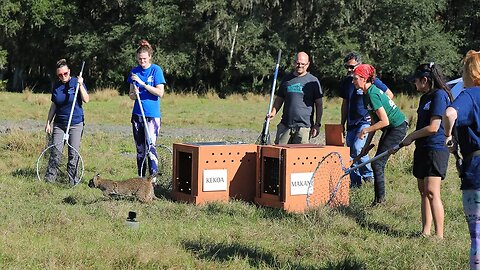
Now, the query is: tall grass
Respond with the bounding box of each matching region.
[0,91,470,269]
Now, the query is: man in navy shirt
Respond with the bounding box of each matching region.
[339,52,393,188]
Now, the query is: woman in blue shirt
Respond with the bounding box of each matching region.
[444,50,480,269]
[44,59,89,185]
[127,40,166,182]
[401,63,452,239]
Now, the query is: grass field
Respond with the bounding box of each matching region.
[0,90,469,269]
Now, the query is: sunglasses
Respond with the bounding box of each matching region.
[295,62,308,67]
[57,71,69,77]
[344,64,358,70]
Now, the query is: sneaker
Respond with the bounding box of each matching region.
[45,177,55,183]
[70,178,80,187]
[350,183,362,189]
[363,176,374,183]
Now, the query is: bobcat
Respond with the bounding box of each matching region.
[88,173,156,203]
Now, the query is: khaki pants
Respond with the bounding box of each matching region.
[274,122,311,144]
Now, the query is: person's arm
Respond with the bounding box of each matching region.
[374,78,394,99]
[402,117,441,146]
[45,102,56,134]
[314,97,323,126]
[341,98,348,134]
[357,128,376,159]
[145,83,165,98]
[77,76,89,103]
[130,73,165,97]
[443,107,458,144]
[268,96,284,119]
[385,88,394,99]
[358,107,389,139]
[128,84,137,100]
[311,97,323,138]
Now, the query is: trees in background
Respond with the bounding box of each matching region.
[0,0,477,95]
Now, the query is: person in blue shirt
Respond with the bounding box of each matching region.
[444,50,480,269]
[401,63,452,239]
[127,39,166,183]
[339,52,393,188]
[44,59,89,185]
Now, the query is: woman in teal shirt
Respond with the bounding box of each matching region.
[353,64,407,206]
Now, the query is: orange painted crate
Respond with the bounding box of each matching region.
[171,142,257,205]
[325,124,345,146]
[255,144,350,213]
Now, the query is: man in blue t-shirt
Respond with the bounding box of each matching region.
[268,52,323,144]
[339,52,393,188]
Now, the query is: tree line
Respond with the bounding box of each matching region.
[0,0,478,96]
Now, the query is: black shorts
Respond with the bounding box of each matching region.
[413,148,449,180]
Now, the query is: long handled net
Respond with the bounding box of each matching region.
[305,151,349,208]
[36,61,86,186]
[132,84,173,188]
[306,144,402,208]
[256,49,282,145]
[150,143,173,190]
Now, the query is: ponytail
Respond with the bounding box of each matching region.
[136,39,154,56]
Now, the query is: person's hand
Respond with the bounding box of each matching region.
[77,76,83,85]
[358,127,369,139]
[267,111,276,120]
[129,84,140,100]
[310,124,320,138]
[134,84,140,94]
[445,135,456,153]
[45,122,52,134]
[131,73,145,87]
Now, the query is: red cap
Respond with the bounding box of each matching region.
[353,64,375,79]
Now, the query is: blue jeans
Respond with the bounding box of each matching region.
[346,124,373,187]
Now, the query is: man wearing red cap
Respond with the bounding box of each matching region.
[268,52,323,144]
[353,64,407,206]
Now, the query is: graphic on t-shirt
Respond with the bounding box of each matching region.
[147,76,154,84]
[389,99,397,109]
[287,83,304,93]
[423,101,431,110]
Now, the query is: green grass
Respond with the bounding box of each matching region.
[0,90,469,269]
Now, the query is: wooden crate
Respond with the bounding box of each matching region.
[325,124,345,146]
[255,144,350,213]
[171,142,257,205]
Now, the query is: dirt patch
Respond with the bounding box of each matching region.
[0,119,325,144]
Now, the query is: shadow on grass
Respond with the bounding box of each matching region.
[153,181,172,200]
[183,240,367,270]
[12,167,37,178]
[335,205,409,238]
[198,201,301,222]
[256,205,300,220]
